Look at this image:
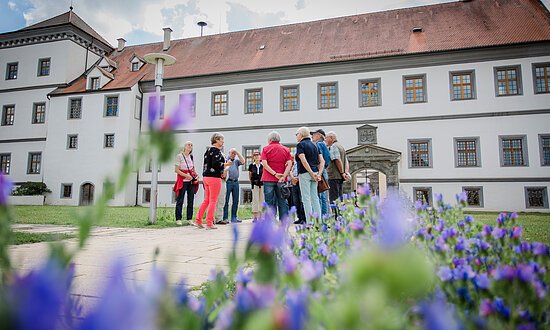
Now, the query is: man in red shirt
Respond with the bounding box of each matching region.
[261,131,292,220]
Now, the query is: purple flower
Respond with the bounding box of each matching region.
[317,243,329,257]
[492,227,507,240]
[249,218,285,253]
[454,238,466,252]
[479,299,494,316]
[235,268,252,285]
[160,93,195,131]
[464,215,474,224]
[511,226,523,240]
[327,253,338,267]
[285,289,309,330]
[214,302,235,330]
[532,280,547,299]
[147,94,161,127]
[79,258,163,330]
[494,265,516,281]
[282,252,298,274]
[300,260,324,282]
[299,249,309,261]
[375,191,415,249]
[493,297,510,320]
[482,225,493,237]
[8,260,77,330]
[456,191,467,204]
[235,283,276,312]
[517,264,535,283]
[435,237,449,252]
[475,273,490,289]
[0,173,13,205]
[414,200,427,211]
[357,183,370,196]
[435,219,445,232]
[419,293,461,330]
[350,219,364,232]
[437,267,453,281]
[453,265,476,281]
[532,243,549,256]
[517,324,536,330]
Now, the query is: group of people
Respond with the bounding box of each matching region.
[173,128,350,229]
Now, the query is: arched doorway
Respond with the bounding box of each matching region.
[344,144,401,196]
[80,183,95,206]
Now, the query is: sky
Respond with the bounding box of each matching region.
[1,0,549,47]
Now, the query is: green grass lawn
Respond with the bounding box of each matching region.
[12,232,74,245]
[13,205,254,229]
[12,206,549,243]
[465,211,550,243]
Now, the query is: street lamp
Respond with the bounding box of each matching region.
[143,52,176,224]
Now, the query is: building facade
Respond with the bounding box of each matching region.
[1,0,549,212]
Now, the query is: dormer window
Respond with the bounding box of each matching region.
[131,62,140,72]
[90,77,100,90]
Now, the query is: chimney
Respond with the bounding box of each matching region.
[117,38,126,52]
[163,27,172,51]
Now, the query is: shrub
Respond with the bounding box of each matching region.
[11,182,51,196]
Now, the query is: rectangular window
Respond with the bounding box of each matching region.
[105,96,119,116]
[131,62,139,72]
[540,135,550,166]
[2,105,15,126]
[455,138,480,167]
[68,98,82,119]
[450,71,475,100]
[409,140,431,168]
[281,85,299,111]
[134,96,142,120]
[525,187,548,208]
[243,145,261,171]
[67,135,78,149]
[242,189,253,204]
[404,75,427,103]
[147,95,165,121]
[143,188,151,203]
[90,77,100,90]
[32,103,46,124]
[413,187,432,206]
[462,187,483,207]
[179,93,196,117]
[245,89,262,114]
[211,91,228,116]
[533,63,550,94]
[61,184,72,198]
[6,62,18,80]
[359,79,381,107]
[104,134,115,148]
[0,154,10,174]
[500,136,528,166]
[495,66,522,96]
[27,152,41,174]
[38,58,50,76]
[318,82,338,109]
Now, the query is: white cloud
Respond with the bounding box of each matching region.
[7,1,17,11]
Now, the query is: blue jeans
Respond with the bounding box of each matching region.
[263,181,289,220]
[223,180,239,221]
[319,191,329,218]
[299,172,321,225]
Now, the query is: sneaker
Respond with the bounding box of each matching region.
[193,222,205,229]
[176,220,183,226]
[230,219,242,223]
[206,225,218,230]
[216,219,229,225]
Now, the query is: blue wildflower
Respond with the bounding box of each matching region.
[350,219,364,232]
[300,260,324,282]
[493,297,510,320]
[249,218,285,253]
[327,253,338,267]
[437,266,453,281]
[317,243,329,257]
[494,265,516,281]
[285,289,309,330]
[532,243,549,256]
[456,191,467,204]
[213,302,235,330]
[479,299,493,317]
[475,273,490,290]
[419,293,461,330]
[282,252,298,274]
[235,268,252,285]
[357,183,370,196]
[492,227,507,240]
[0,173,13,205]
[375,191,415,249]
[464,215,474,224]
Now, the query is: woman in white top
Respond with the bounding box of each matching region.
[174,141,198,225]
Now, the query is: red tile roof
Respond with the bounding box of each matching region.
[51,0,550,96]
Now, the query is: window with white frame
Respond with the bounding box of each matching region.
[455,137,480,167]
[540,134,550,166]
[242,189,253,204]
[90,77,100,90]
[61,184,72,198]
[104,134,115,148]
[404,75,427,103]
[27,152,41,174]
[212,91,228,116]
[462,186,483,207]
[148,95,165,120]
[243,146,261,171]
[245,89,262,114]
[413,187,432,206]
[318,82,338,109]
[2,105,15,126]
[450,71,475,100]
[409,139,432,168]
[499,135,528,167]
[525,187,548,208]
[105,96,119,116]
[68,98,82,119]
[281,85,299,111]
[32,103,46,124]
[179,93,196,117]
[359,79,381,107]
[0,154,10,174]
[67,134,78,149]
[494,66,522,96]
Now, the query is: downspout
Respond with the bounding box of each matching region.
[135,78,145,206]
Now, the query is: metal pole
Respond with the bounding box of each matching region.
[149,58,164,225]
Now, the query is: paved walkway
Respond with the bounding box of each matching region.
[9,222,253,312]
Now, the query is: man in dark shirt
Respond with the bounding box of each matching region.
[223,148,245,223]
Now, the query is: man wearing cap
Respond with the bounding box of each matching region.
[223,148,245,223]
[248,152,264,222]
[311,128,331,219]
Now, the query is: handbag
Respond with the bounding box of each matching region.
[277,182,292,199]
[317,175,329,193]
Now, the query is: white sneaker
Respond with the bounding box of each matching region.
[176,220,183,226]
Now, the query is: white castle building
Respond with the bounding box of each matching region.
[1,0,549,212]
